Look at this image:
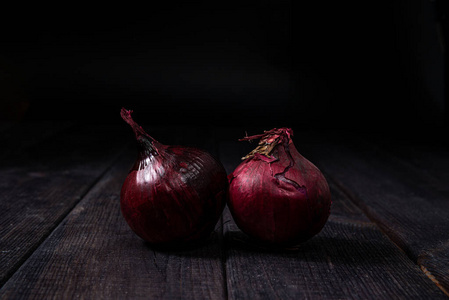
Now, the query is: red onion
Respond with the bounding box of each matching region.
[228,128,331,244]
[120,108,227,245]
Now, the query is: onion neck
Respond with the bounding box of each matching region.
[240,128,293,161]
[121,108,162,156]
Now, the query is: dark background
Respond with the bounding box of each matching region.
[0,1,447,134]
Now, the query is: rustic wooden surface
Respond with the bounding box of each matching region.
[0,123,125,286]
[0,124,448,299]
[298,131,449,296]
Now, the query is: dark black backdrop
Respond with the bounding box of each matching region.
[1,1,447,133]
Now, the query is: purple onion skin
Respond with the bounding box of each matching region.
[228,128,331,245]
[120,109,227,245]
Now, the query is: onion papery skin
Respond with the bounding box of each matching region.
[120,109,227,245]
[228,128,331,245]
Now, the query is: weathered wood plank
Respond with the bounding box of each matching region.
[0,124,125,286]
[0,149,227,299]
[367,135,449,201]
[419,244,449,296]
[299,132,449,296]
[366,135,449,296]
[299,133,449,257]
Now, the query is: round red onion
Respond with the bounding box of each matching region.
[120,108,227,245]
[228,128,331,244]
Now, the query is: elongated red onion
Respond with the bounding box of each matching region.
[228,128,331,244]
[120,108,227,245]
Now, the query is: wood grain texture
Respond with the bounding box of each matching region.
[419,244,449,296]
[0,150,226,299]
[366,135,449,198]
[0,125,125,286]
[367,136,449,296]
[300,134,449,257]
[299,132,449,296]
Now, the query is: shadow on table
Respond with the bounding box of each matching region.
[141,230,224,259]
[135,218,407,268]
[224,221,408,267]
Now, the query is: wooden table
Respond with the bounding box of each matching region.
[1,122,448,299]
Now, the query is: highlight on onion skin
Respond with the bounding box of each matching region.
[120,108,228,245]
[228,128,331,245]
